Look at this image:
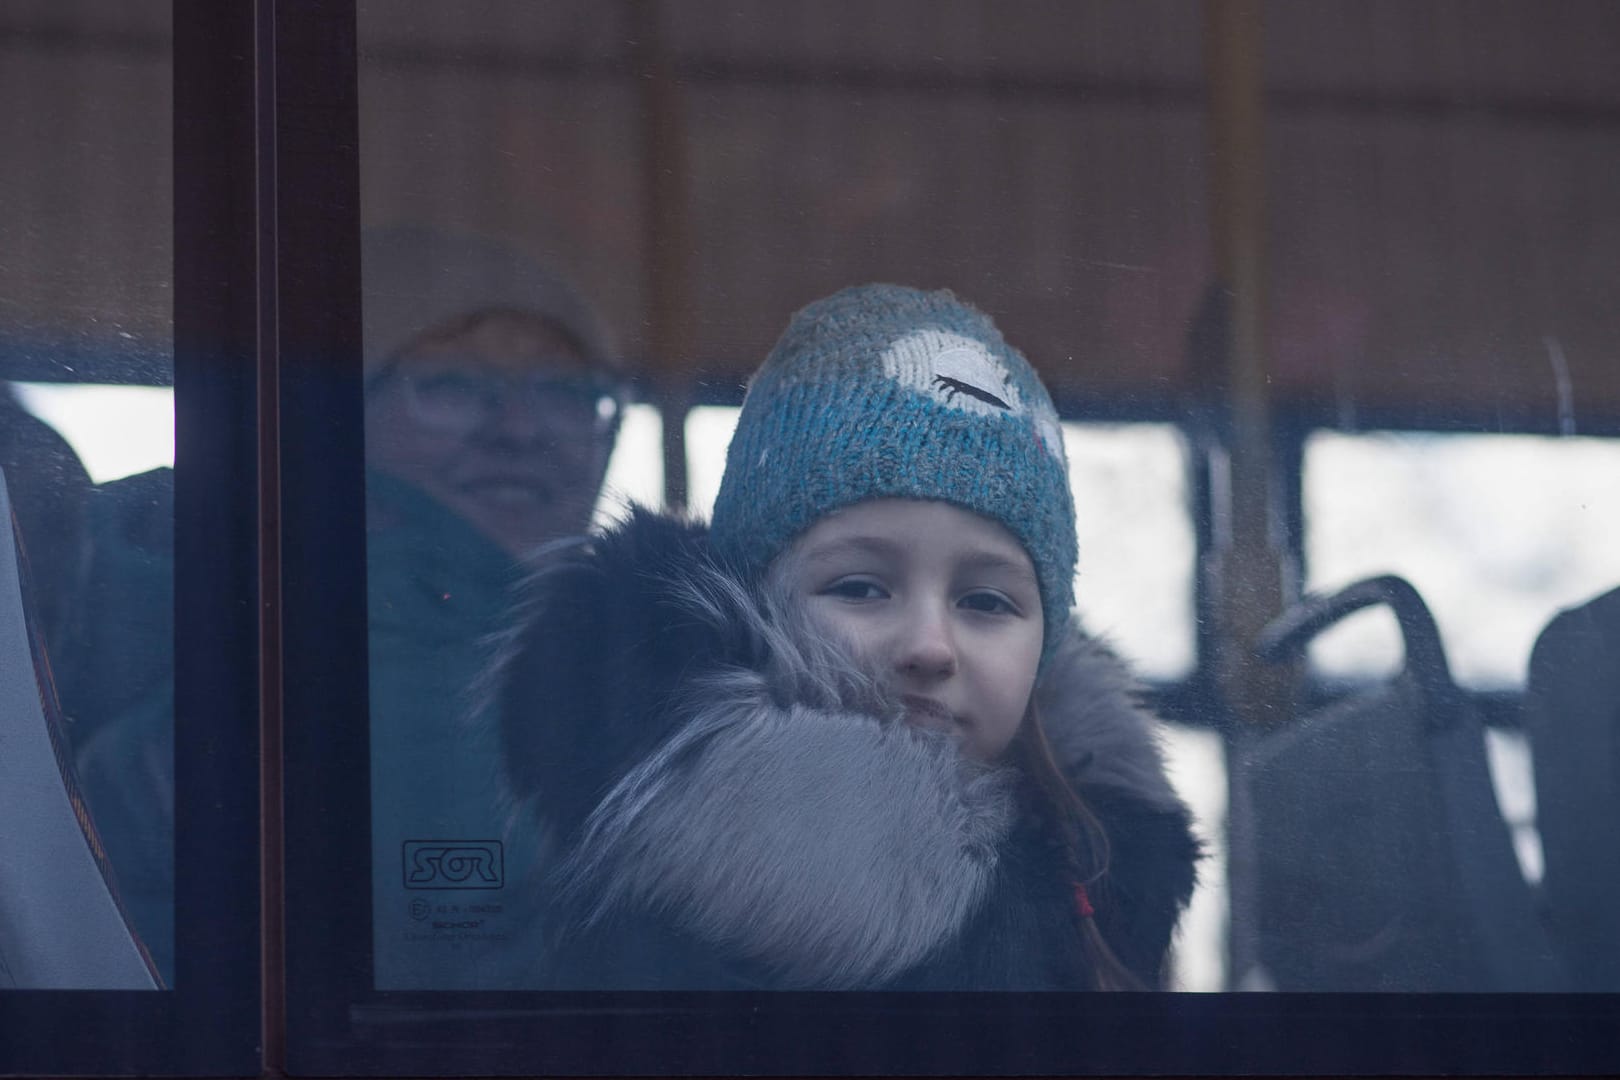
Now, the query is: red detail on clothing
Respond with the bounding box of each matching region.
[1072,882,1095,919]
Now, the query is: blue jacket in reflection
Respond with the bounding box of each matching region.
[69,466,553,989]
[68,467,175,984]
[366,470,550,989]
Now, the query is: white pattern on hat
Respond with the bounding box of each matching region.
[880,331,1025,417]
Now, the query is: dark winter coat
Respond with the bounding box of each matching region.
[492,509,1200,990]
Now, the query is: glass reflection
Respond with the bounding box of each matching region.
[0,0,173,990]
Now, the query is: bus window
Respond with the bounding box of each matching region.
[1304,430,1620,689]
[0,0,175,991]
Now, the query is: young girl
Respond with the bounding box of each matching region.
[492,284,1199,990]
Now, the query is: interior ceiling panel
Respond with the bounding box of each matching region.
[352,0,1620,415]
[0,5,170,382]
[1269,112,1620,419]
[678,85,1207,399]
[7,1,1619,416]
[662,0,1203,88]
[1262,0,1620,109]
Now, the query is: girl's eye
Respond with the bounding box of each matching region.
[821,578,888,601]
[958,590,1019,616]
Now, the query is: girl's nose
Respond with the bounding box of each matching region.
[896,602,957,679]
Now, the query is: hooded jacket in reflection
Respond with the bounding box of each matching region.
[491,510,1200,990]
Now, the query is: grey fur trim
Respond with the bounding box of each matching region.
[558,559,1018,989]
[1036,623,1183,812]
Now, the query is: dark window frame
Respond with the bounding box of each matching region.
[8,0,1620,1074]
[0,1,261,1074]
[279,5,1620,1076]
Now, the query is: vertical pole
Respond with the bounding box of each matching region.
[173,0,265,1068]
[631,0,693,512]
[255,0,284,1067]
[272,0,365,1058]
[1204,0,1287,989]
[1206,0,1284,725]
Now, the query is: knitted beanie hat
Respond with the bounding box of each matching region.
[361,225,617,377]
[709,284,1076,659]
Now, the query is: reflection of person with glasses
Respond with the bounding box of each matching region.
[362,227,623,990]
[364,235,624,557]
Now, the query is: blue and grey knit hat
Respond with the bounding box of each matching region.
[709,284,1076,658]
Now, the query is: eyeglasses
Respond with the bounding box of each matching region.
[375,366,625,436]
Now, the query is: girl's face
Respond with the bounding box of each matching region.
[781,498,1044,761]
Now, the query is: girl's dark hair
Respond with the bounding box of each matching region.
[1010,701,1147,991]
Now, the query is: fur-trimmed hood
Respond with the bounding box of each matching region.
[490,509,1199,990]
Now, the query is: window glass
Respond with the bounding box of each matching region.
[357,0,1215,997]
[1297,429,1620,916]
[11,384,175,484]
[0,0,173,991]
[1160,722,1227,991]
[1303,430,1620,689]
[359,6,642,986]
[348,0,1620,1031]
[591,402,663,528]
[1257,0,1620,1000]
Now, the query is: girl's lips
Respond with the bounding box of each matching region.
[901,695,957,732]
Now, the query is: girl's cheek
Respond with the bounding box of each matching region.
[803,599,892,681]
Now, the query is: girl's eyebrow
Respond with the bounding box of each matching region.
[958,551,1039,587]
[798,535,905,563]
[799,536,1038,586]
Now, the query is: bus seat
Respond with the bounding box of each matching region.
[1245,575,1565,991]
[1524,584,1620,990]
[0,466,159,989]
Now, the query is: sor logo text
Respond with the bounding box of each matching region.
[403,840,504,890]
